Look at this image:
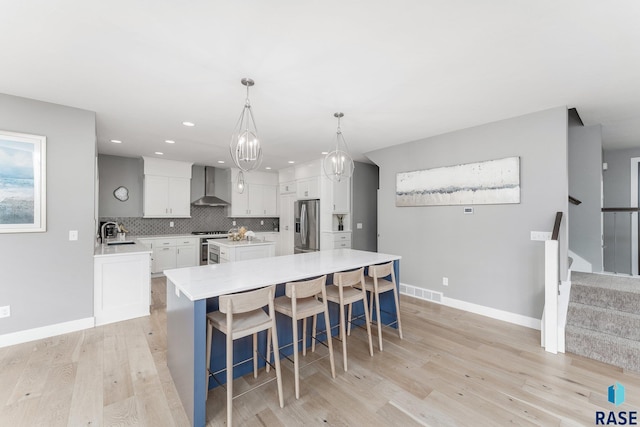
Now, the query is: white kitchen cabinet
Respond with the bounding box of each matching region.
[140,236,199,273]
[94,252,151,326]
[331,178,350,213]
[250,184,277,216]
[229,169,278,217]
[143,157,192,218]
[176,237,199,268]
[296,177,320,200]
[279,181,296,194]
[154,245,177,273]
[321,231,352,250]
[144,176,191,217]
[278,193,296,256]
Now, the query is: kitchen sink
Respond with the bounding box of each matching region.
[107,241,136,246]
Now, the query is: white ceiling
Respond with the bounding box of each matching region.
[2,1,640,170]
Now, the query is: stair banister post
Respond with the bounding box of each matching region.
[544,239,559,354]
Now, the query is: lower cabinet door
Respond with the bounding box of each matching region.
[176,244,197,268]
[154,246,177,273]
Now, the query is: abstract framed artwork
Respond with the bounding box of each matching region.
[0,130,46,232]
[396,156,520,207]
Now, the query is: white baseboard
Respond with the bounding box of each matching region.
[0,317,95,348]
[400,282,541,330]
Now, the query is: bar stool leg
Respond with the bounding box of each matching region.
[361,289,374,357]
[302,317,307,356]
[347,303,352,336]
[323,303,336,379]
[311,314,317,353]
[253,332,258,378]
[374,289,383,351]
[339,298,348,371]
[292,314,300,399]
[226,327,233,427]
[205,319,213,399]
[265,328,272,373]
[270,317,284,408]
[392,283,403,340]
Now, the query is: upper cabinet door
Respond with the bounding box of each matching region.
[168,177,191,217]
[332,178,350,213]
[144,175,170,217]
[143,157,192,218]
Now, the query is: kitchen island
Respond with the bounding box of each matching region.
[207,237,275,263]
[164,249,401,427]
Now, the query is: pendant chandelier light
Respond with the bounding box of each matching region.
[236,170,246,194]
[230,78,262,172]
[323,112,354,182]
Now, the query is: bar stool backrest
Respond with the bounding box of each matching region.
[334,268,364,288]
[285,275,327,299]
[368,262,394,280]
[219,285,275,314]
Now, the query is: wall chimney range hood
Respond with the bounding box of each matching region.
[192,166,230,206]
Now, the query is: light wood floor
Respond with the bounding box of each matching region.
[1,278,639,426]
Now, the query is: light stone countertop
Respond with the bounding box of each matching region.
[206,238,276,248]
[94,237,153,257]
[164,249,401,301]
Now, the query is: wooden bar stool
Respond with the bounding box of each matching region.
[353,261,403,351]
[325,267,373,371]
[266,275,336,399]
[205,285,284,427]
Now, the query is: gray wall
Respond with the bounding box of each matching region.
[567,119,603,272]
[366,107,568,319]
[351,161,378,252]
[0,93,96,335]
[98,154,143,217]
[602,147,640,274]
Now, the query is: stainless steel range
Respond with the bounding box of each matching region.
[192,231,227,265]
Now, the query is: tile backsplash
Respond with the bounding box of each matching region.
[100,206,279,236]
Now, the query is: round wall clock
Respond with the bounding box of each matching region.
[113,186,129,201]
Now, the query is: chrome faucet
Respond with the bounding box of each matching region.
[100,221,118,243]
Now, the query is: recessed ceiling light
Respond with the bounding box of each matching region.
[182,121,195,127]
[217,160,225,164]
[265,167,272,170]
[288,161,295,164]
[110,139,122,144]
[155,152,164,155]
[165,140,176,144]
[321,151,328,155]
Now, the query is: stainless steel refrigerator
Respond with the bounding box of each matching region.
[294,199,320,253]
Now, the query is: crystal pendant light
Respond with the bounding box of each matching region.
[323,112,354,182]
[230,78,262,172]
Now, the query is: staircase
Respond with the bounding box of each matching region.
[565,272,640,372]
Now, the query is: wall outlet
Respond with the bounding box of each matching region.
[260,220,264,225]
[530,231,552,241]
[442,277,449,286]
[69,230,78,241]
[169,221,174,227]
[356,223,363,229]
[232,220,236,226]
[0,305,10,318]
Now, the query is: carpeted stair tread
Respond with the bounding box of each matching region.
[571,271,640,294]
[570,282,640,315]
[566,302,640,341]
[566,325,640,372]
